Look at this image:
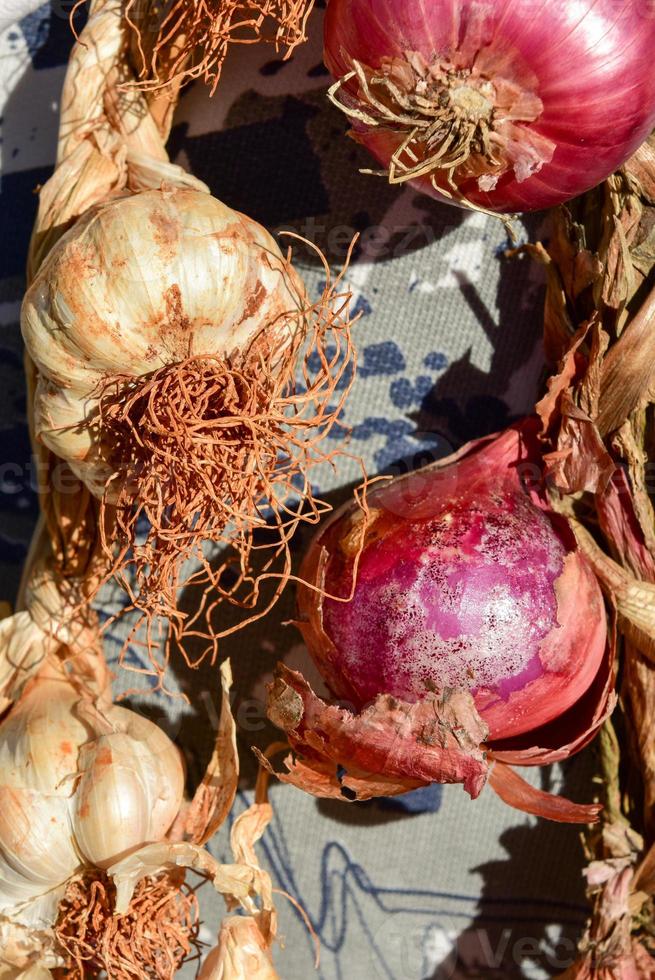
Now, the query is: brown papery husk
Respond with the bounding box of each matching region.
[23,0,197,648]
[92,244,360,686]
[126,0,315,95]
[522,132,655,972]
[54,869,200,979]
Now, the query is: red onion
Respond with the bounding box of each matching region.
[261,423,615,822]
[302,421,607,737]
[324,0,655,213]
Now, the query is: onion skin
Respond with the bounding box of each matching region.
[298,423,607,743]
[324,0,655,213]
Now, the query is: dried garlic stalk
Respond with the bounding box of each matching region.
[526,133,655,973]
[23,0,359,679]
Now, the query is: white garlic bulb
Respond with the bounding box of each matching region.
[0,619,279,977]
[0,659,184,917]
[21,185,305,498]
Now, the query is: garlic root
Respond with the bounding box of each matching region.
[127,0,316,95]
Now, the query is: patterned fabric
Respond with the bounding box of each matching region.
[0,4,597,976]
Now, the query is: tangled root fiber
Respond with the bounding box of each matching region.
[96,245,359,687]
[126,0,315,95]
[54,870,200,978]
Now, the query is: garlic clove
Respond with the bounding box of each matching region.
[199,916,280,980]
[0,904,63,972]
[0,615,48,715]
[0,787,79,908]
[20,276,104,393]
[2,885,67,933]
[72,723,183,868]
[0,682,87,797]
[110,705,186,843]
[0,681,88,798]
[32,380,103,492]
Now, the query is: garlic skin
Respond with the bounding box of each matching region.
[199,916,280,979]
[0,662,185,917]
[0,555,100,714]
[21,186,305,497]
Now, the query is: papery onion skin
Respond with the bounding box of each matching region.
[297,423,608,743]
[324,0,655,213]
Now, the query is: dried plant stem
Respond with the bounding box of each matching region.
[24,0,188,628]
[532,133,655,973]
[623,648,655,840]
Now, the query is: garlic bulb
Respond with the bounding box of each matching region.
[21,179,354,668]
[0,606,281,978]
[0,549,101,715]
[0,658,185,916]
[22,185,304,498]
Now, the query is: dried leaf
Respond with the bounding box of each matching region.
[259,664,489,801]
[574,522,655,660]
[559,849,655,978]
[107,841,262,916]
[602,203,642,312]
[598,283,655,436]
[488,762,602,824]
[605,437,655,570]
[537,318,615,494]
[173,660,238,846]
[596,469,655,582]
[0,913,62,972]
[548,207,601,302]
[625,135,655,205]
[623,650,655,841]
[536,323,588,433]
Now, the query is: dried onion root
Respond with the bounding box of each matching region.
[54,870,200,979]
[126,0,316,95]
